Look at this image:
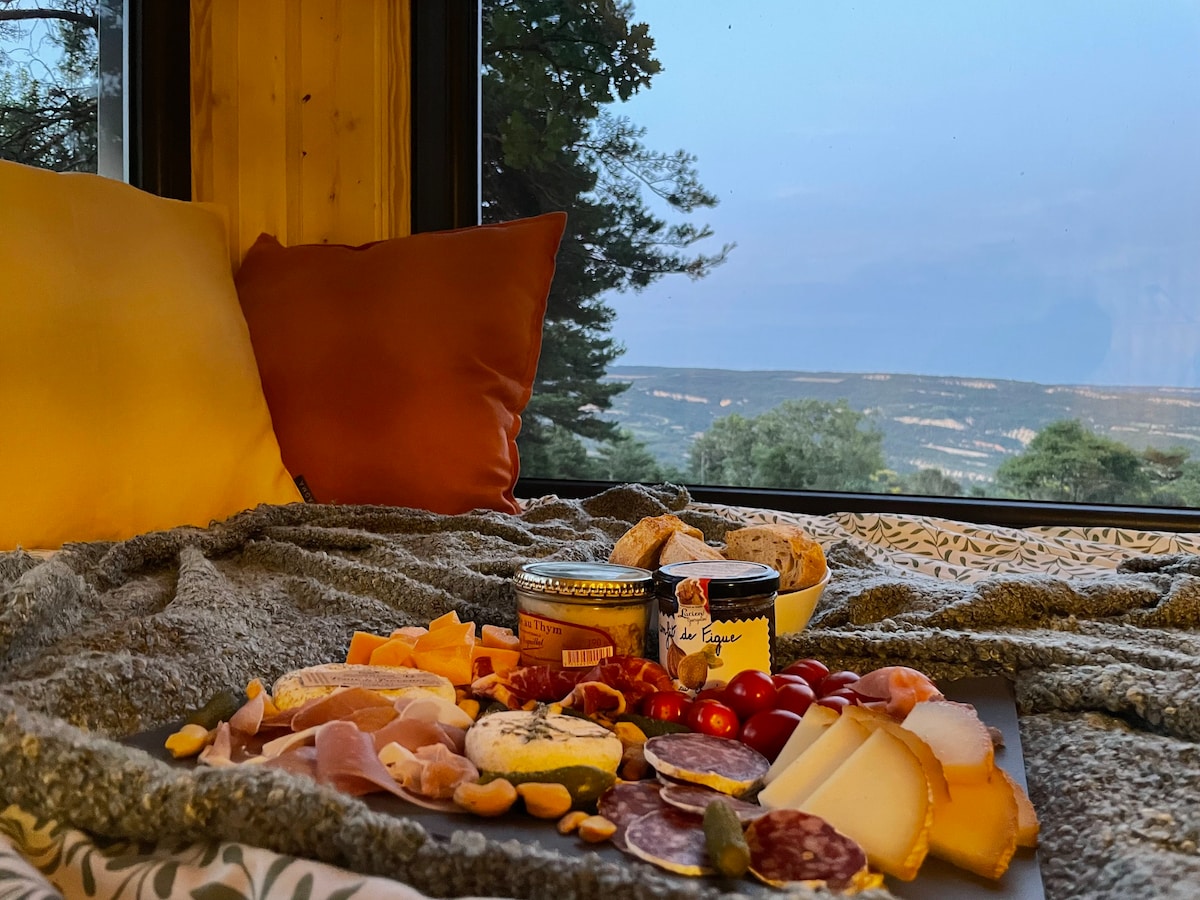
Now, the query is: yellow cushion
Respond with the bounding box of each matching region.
[0,160,302,551]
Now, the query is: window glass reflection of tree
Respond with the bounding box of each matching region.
[0,0,105,173]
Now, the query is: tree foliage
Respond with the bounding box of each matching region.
[481,0,731,472]
[1,1,98,171]
[687,399,886,491]
[995,419,1150,503]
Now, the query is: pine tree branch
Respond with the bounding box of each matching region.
[0,9,97,29]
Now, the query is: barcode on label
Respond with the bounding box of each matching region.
[562,646,614,668]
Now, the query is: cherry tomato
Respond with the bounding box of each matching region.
[772,673,808,689]
[822,686,862,706]
[739,708,802,762]
[641,690,694,724]
[782,658,830,685]
[816,670,861,696]
[694,687,730,705]
[723,669,777,720]
[773,681,817,717]
[815,694,854,712]
[684,699,741,739]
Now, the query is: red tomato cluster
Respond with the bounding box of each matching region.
[639,659,865,761]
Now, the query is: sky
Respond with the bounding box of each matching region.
[604,1,1200,388]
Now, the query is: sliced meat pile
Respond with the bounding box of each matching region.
[197,687,473,811]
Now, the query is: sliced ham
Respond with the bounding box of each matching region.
[315,721,459,812]
[854,666,944,719]
[371,715,463,756]
[290,687,396,731]
[229,692,266,735]
[198,722,234,767]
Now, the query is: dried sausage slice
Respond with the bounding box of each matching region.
[659,782,768,823]
[624,807,713,876]
[643,732,769,797]
[596,780,667,852]
[745,808,881,893]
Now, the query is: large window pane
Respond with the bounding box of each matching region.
[483,1,1200,514]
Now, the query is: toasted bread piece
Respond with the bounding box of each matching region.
[724,523,827,591]
[609,514,703,568]
[658,531,726,565]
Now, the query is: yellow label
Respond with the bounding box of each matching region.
[658,613,772,685]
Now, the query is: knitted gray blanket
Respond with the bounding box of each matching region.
[1,484,1197,900]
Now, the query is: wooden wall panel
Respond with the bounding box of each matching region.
[190,0,411,266]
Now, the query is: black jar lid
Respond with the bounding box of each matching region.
[654,560,780,599]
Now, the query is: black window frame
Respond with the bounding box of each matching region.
[139,0,1200,533]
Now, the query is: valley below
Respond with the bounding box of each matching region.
[600,366,1200,485]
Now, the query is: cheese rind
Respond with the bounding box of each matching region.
[465,709,623,775]
[272,663,455,708]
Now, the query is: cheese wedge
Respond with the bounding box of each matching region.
[928,767,1019,879]
[798,728,933,881]
[764,703,839,784]
[757,714,869,809]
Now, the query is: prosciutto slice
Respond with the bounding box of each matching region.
[315,721,459,811]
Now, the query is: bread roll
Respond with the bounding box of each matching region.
[658,530,726,565]
[723,523,827,591]
[609,514,703,568]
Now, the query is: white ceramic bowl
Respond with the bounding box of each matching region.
[775,569,830,634]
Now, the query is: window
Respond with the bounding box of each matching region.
[0,1,189,195]
[478,1,1200,529]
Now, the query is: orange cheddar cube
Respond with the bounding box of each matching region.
[428,610,463,631]
[471,645,522,680]
[346,630,391,665]
[480,624,521,652]
[369,637,416,668]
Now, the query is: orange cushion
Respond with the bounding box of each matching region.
[234,213,567,514]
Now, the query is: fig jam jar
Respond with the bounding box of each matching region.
[654,560,779,686]
[513,561,654,670]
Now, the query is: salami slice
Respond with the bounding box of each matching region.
[642,732,769,797]
[659,782,768,823]
[596,780,667,852]
[745,809,881,893]
[624,807,713,876]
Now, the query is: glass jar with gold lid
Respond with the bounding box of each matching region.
[513,561,654,670]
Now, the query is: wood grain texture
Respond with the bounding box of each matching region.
[190,0,411,266]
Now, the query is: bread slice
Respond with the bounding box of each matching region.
[724,523,827,591]
[658,531,726,565]
[609,514,703,568]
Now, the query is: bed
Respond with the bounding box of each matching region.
[3,483,1199,900]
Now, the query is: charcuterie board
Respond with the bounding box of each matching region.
[124,676,1044,899]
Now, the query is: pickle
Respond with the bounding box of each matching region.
[703,797,751,878]
[478,765,616,808]
[615,712,691,738]
[183,688,242,730]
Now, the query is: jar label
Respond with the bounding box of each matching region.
[518,610,618,669]
[658,577,774,685]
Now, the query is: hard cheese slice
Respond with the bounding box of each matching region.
[797,728,933,881]
[758,714,868,809]
[764,702,839,784]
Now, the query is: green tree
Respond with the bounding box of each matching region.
[594,428,683,483]
[687,399,886,491]
[481,0,731,474]
[516,422,599,480]
[995,419,1150,503]
[1,1,99,171]
[903,467,963,497]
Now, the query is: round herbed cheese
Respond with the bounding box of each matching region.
[465,709,623,775]
[272,663,456,709]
